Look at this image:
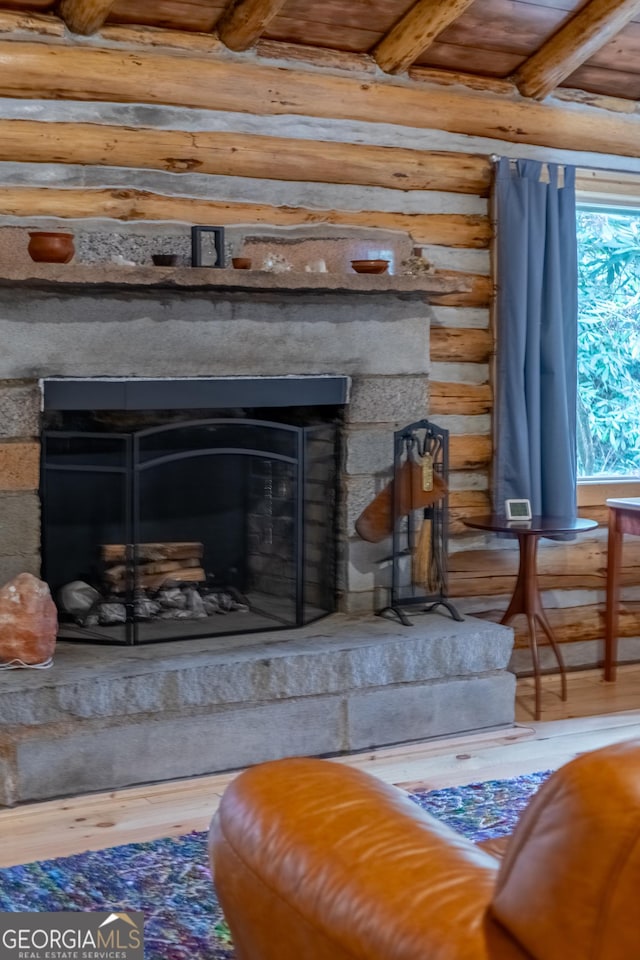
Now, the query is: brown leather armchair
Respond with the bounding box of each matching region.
[209,740,640,959]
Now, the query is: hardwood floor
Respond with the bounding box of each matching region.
[515,663,640,721]
[1,665,639,869]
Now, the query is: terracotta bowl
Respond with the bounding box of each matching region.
[350,259,390,274]
[232,257,252,270]
[152,254,179,266]
[28,231,75,264]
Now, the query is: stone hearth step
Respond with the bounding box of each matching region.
[0,613,515,806]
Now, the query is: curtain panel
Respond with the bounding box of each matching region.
[494,157,578,518]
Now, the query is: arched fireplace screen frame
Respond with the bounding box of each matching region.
[41,417,337,644]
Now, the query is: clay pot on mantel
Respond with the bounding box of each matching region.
[28,231,75,264]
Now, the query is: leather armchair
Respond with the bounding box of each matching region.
[209,740,640,959]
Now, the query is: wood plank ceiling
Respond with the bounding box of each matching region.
[0,0,640,100]
[9,0,640,103]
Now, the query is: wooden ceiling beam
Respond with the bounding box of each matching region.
[374,0,477,75]
[515,0,640,100]
[217,0,289,52]
[58,0,116,36]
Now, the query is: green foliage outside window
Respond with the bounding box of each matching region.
[577,208,640,478]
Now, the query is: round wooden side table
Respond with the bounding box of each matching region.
[463,515,598,720]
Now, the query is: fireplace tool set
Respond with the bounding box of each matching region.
[356,418,462,625]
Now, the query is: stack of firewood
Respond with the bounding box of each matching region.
[101,541,205,593]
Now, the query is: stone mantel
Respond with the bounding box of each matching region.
[0,263,469,300]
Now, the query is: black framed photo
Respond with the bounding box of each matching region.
[505,498,532,521]
[191,226,225,268]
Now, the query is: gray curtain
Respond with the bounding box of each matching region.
[494,157,577,518]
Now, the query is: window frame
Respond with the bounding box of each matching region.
[575,197,640,500]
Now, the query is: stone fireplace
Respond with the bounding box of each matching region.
[0,262,516,806]
[0,265,434,620]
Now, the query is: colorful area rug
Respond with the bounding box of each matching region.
[0,770,551,960]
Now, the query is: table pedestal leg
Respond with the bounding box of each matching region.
[500,533,567,721]
[605,509,622,682]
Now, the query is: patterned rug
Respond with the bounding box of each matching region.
[0,770,551,960]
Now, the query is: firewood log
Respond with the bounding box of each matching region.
[104,557,200,585]
[101,542,204,563]
[109,567,206,592]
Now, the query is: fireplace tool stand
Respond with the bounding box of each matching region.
[377,419,462,626]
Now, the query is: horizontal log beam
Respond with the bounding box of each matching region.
[0,120,490,194]
[450,539,604,581]
[430,326,492,363]
[579,504,609,526]
[0,11,66,40]
[449,434,491,470]
[0,11,518,96]
[4,11,640,128]
[578,479,640,507]
[470,605,599,649]
[0,11,504,91]
[448,489,491,511]
[430,381,492,415]
[448,489,491,532]
[428,272,492,307]
[408,64,515,96]
[448,529,640,599]
[576,167,640,202]
[449,574,609,596]
[0,186,489,246]
[0,41,636,160]
[471,601,640,651]
[553,85,639,115]
[256,39,377,75]
[406,213,490,248]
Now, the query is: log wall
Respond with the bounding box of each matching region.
[0,13,637,666]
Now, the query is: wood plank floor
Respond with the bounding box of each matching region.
[1,665,639,868]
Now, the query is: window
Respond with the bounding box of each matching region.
[577,206,640,480]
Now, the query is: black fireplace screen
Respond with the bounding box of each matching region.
[41,418,337,644]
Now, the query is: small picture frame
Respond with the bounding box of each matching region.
[191,226,225,268]
[505,498,532,521]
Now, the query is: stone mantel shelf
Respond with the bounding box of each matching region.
[0,263,469,299]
